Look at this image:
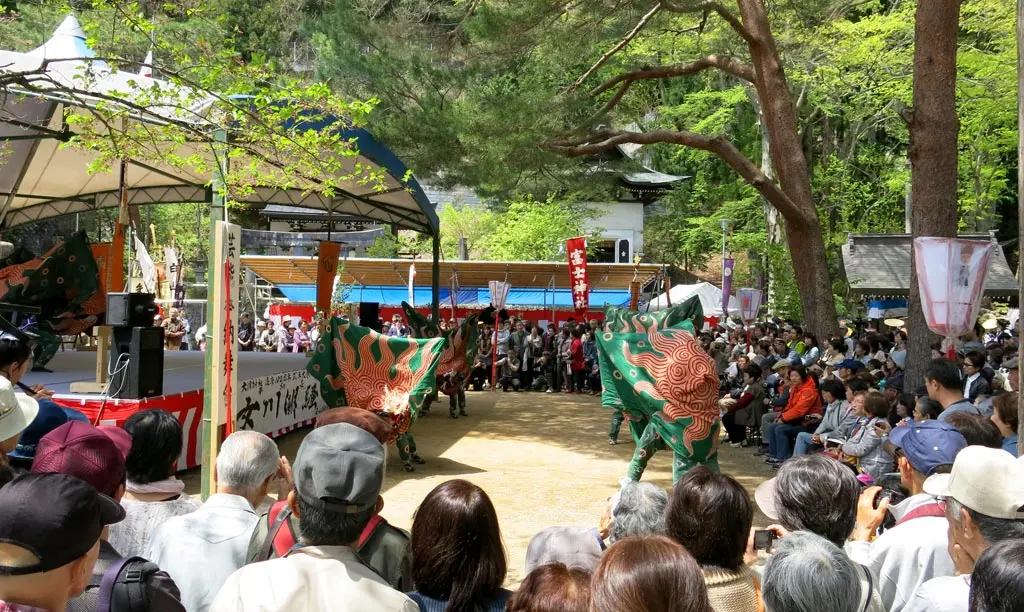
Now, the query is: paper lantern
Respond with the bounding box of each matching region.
[913,237,994,340]
[737,288,763,323]
[488,280,511,309]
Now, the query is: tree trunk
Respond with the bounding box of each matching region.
[752,93,783,304]
[737,0,838,337]
[1017,0,1023,455]
[906,0,962,389]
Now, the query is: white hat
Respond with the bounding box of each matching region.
[0,378,39,443]
[923,446,1024,520]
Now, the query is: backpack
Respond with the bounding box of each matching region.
[256,500,388,562]
[96,557,157,612]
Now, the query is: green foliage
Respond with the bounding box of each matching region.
[479,195,603,261]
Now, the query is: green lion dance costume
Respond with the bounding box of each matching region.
[401,303,488,419]
[598,297,721,483]
[307,318,445,472]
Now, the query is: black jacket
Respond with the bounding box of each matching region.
[66,540,184,612]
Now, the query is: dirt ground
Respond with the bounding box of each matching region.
[184,390,774,586]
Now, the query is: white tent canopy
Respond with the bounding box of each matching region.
[648,282,739,317]
[0,15,438,233]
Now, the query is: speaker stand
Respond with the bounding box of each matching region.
[70,326,112,394]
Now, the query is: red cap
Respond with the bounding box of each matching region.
[31,422,126,497]
[97,425,133,460]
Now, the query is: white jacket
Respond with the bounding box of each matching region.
[845,494,956,612]
[903,575,970,612]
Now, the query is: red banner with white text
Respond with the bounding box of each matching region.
[566,237,589,317]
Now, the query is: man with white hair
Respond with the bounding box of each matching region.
[147,431,283,612]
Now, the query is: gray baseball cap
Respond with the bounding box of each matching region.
[293,423,384,514]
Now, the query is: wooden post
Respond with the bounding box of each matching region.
[201,130,231,500]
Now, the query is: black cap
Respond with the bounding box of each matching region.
[0,473,125,575]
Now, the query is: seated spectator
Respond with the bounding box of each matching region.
[719,363,765,447]
[840,391,893,482]
[147,431,281,612]
[913,397,942,422]
[524,480,666,573]
[968,539,1024,612]
[902,446,1024,612]
[32,421,184,612]
[665,467,760,612]
[505,563,590,612]
[8,400,87,469]
[925,359,981,422]
[590,535,712,612]
[408,479,511,611]
[989,392,1018,456]
[962,351,991,403]
[847,420,968,612]
[245,407,411,591]
[0,473,124,611]
[944,412,1003,449]
[108,409,201,557]
[767,365,823,464]
[212,424,416,611]
[892,393,915,428]
[793,379,858,457]
[763,532,863,612]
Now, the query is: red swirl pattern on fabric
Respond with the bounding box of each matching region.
[622,328,719,453]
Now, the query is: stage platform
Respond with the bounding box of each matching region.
[36,350,310,395]
[47,350,327,470]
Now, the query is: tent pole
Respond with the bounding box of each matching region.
[431,234,440,324]
[201,129,228,501]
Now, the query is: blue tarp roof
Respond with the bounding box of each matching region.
[276,284,632,309]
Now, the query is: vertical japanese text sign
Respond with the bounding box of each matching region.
[210,221,241,430]
[566,237,589,317]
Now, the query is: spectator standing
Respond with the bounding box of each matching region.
[925,359,982,422]
[195,323,207,351]
[569,328,586,395]
[408,479,511,612]
[32,421,185,612]
[292,321,312,353]
[211,424,416,611]
[162,309,187,350]
[0,473,125,612]
[665,467,760,612]
[847,420,968,612]
[237,313,254,352]
[275,318,293,353]
[147,431,282,612]
[108,409,202,558]
[989,392,1018,455]
[259,321,276,352]
[245,408,412,592]
[961,351,991,403]
[902,446,1024,612]
[505,563,590,612]
[7,399,87,470]
[590,535,713,612]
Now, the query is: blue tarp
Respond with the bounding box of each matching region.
[276,284,632,308]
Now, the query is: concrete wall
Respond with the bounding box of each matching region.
[583,201,645,262]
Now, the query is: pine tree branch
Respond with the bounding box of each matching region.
[545,128,803,220]
[662,0,755,44]
[571,2,664,90]
[589,55,755,98]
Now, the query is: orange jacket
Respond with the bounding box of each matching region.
[780,377,822,423]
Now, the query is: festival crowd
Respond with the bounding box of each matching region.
[0,315,1019,612]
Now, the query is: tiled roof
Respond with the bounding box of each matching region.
[842,233,1017,297]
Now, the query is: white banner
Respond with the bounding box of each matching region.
[209,221,241,426]
[133,235,157,292]
[235,370,328,434]
[164,246,180,287]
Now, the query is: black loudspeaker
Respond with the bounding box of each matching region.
[107,293,158,327]
[111,326,164,399]
[359,302,381,332]
[618,239,631,263]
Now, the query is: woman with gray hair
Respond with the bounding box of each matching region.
[763,532,864,612]
[523,480,666,573]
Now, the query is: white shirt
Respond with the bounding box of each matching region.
[146,493,259,612]
[845,494,956,612]
[963,373,980,398]
[903,575,970,612]
[211,546,417,612]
